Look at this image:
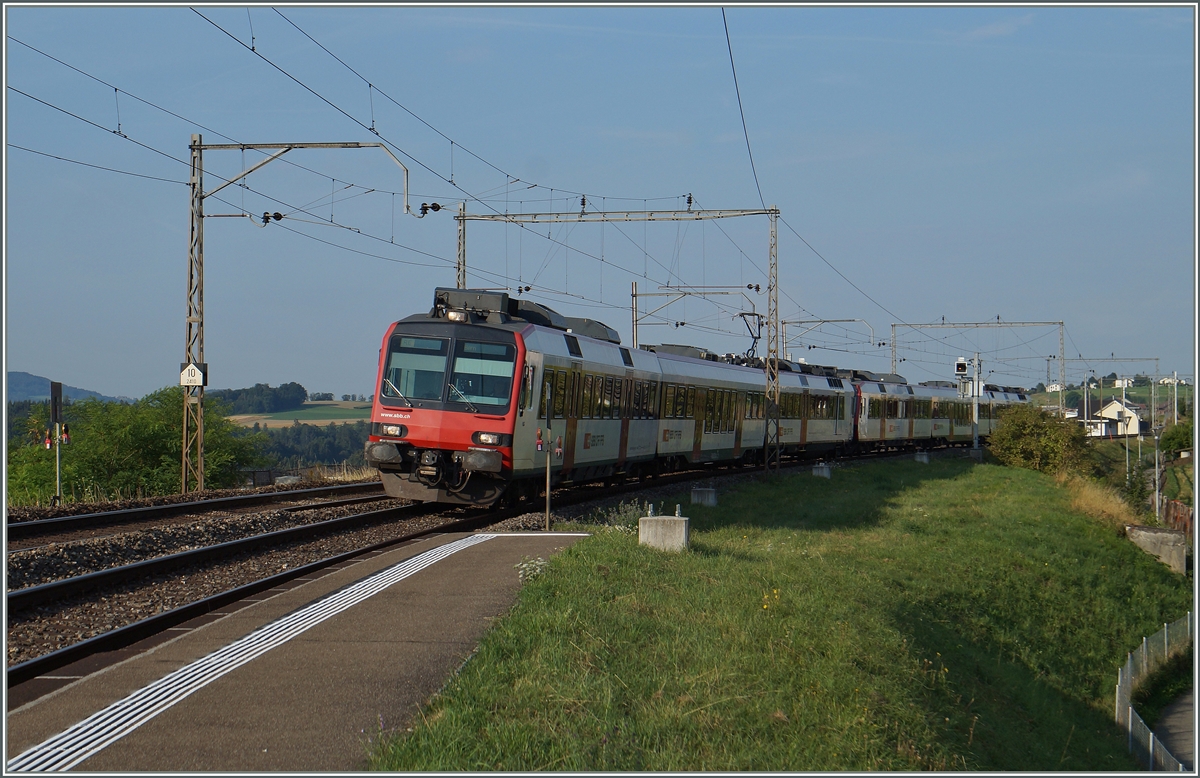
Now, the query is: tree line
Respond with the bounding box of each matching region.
[206,382,308,415]
[6,390,371,505]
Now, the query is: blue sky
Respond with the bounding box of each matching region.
[4,5,1195,400]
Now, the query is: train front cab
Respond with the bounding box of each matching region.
[365,318,523,506]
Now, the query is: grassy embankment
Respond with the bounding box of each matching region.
[368,457,1190,771]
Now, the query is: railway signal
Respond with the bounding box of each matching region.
[49,381,65,505]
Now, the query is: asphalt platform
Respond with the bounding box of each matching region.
[5,531,587,772]
[1154,687,1194,770]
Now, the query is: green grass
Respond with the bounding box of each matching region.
[368,459,1190,771]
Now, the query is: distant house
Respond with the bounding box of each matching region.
[1095,398,1144,436]
[1160,376,1190,386]
[1045,383,1065,393]
[1113,378,1134,389]
[1084,417,1118,438]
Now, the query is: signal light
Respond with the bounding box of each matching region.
[955,359,969,375]
[62,424,70,445]
[44,429,52,449]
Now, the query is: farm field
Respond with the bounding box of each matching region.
[230,401,371,428]
[369,457,1189,771]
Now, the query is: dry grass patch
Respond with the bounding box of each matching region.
[1057,472,1137,528]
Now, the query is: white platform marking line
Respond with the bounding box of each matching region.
[7,533,496,772]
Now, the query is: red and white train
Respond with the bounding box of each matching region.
[364,288,1028,505]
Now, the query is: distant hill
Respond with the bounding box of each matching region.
[6,372,132,403]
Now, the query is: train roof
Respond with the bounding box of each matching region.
[403,289,1025,396]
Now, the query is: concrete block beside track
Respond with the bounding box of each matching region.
[639,516,689,552]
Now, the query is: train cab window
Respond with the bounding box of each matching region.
[664,385,677,419]
[382,336,449,403]
[448,340,518,409]
[518,364,534,412]
[620,348,634,367]
[564,335,583,358]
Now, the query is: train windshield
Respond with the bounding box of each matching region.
[382,336,449,401]
[449,340,517,408]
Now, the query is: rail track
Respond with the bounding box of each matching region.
[7,447,970,688]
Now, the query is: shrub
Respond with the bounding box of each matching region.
[6,387,268,505]
[988,404,1091,475]
[1159,421,1193,457]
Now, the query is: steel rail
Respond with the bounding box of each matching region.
[6,482,384,540]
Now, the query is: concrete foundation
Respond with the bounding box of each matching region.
[812,464,831,479]
[691,487,717,507]
[1126,525,1189,575]
[969,448,983,462]
[639,516,689,552]
[915,451,930,464]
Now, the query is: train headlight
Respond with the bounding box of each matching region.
[447,310,468,322]
[472,431,511,446]
[381,424,406,437]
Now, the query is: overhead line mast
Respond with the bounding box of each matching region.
[183,135,411,493]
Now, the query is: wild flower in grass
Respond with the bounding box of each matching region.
[761,588,780,613]
[515,556,549,583]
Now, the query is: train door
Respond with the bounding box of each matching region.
[562,362,582,473]
[512,353,542,476]
[854,384,864,444]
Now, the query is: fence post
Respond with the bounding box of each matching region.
[1128,706,1133,752]
[1143,636,1148,675]
[1165,622,1169,658]
[1149,732,1155,770]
